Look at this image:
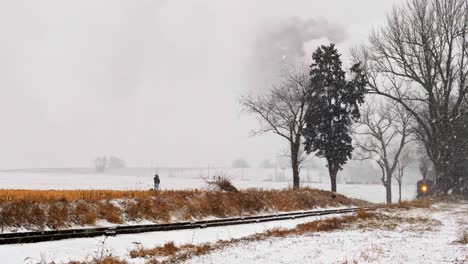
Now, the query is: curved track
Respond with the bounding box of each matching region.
[0,206,375,245]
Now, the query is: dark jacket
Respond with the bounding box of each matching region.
[154,175,160,184]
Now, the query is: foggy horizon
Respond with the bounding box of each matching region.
[0,0,403,170]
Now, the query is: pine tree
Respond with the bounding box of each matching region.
[304,44,366,192]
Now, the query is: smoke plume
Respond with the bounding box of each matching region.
[248,17,347,89]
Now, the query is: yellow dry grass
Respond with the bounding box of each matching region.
[0,188,369,230]
[68,256,128,264]
[0,189,161,203]
[383,198,432,210]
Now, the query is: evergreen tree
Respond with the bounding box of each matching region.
[304,44,366,192]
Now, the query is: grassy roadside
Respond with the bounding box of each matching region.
[0,188,368,230]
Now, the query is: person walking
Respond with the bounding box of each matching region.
[153,174,160,190]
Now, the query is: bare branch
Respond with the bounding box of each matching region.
[240,65,310,188]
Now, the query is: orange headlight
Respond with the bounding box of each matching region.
[421,185,428,193]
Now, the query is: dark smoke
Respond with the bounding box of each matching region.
[248,17,347,89]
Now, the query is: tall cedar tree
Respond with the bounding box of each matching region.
[304,44,366,192]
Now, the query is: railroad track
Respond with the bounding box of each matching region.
[0,206,376,245]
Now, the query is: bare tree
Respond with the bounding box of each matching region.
[395,149,412,203]
[240,68,309,189]
[259,159,275,169]
[109,156,126,169]
[353,0,468,193]
[94,156,108,172]
[354,100,414,203]
[232,158,250,169]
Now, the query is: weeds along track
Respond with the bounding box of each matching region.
[0,188,369,229]
[0,207,376,245]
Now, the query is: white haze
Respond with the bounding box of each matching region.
[0,0,403,169]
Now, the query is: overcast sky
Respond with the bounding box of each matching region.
[0,0,404,169]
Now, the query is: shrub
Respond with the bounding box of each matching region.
[73,202,97,225]
[27,203,46,228]
[97,202,123,224]
[47,202,70,228]
[205,176,238,192]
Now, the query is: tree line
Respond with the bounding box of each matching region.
[94,156,126,172]
[241,0,468,202]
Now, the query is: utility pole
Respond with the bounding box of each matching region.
[275,165,277,182]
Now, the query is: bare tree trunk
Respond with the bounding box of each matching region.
[398,182,402,203]
[290,141,301,189]
[327,160,337,192]
[292,162,300,189]
[330,173,337,192]
[385,184,392,204]
[385,178,392,204]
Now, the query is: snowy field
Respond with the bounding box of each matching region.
[1,210,355,264]
[0,168,417,203]
[1,202,466,264]
[0,169,463,264]
[186,202,468,264]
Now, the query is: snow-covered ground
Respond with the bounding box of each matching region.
[1,209,356,264]
[0,170,416,203]
[187,203,468,264]
[1,202,466,264]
